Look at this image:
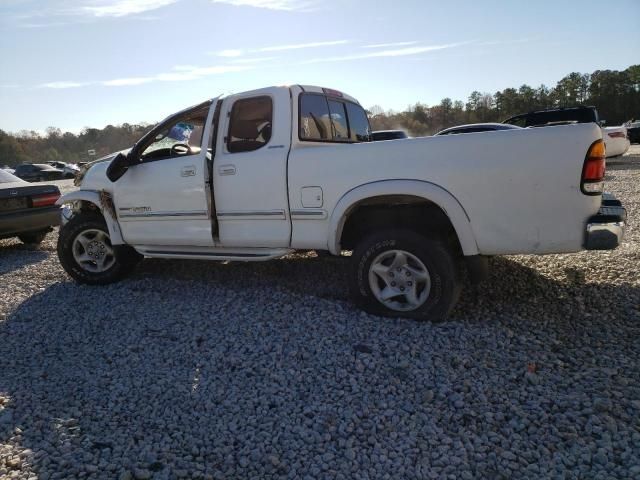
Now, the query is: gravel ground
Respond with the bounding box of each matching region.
[1,150,639,480]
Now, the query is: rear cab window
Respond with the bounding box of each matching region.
[299,93,371,143]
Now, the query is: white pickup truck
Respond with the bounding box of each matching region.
[56,85,626,321]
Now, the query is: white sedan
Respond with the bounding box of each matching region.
[603,126,630,157]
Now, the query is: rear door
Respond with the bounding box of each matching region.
[112,100,217,246]
[213,88,292,247]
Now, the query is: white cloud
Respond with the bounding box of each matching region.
[301,42,469,64]
[172,65,200,71]
[368,44,466,57]
[81,0,178,17]
[38,81,91,89]
[102,77,154,86]
[217,49,244,57]
[362,41,418,49]
[154,65,250,82]
[230,56,278,64]
[38,64,252,89]
[212,40,349,58]
[258,40,349,52]
[210,0,316,11]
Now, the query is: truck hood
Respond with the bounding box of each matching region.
[75,148,131,187]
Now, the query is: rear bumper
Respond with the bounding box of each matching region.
[584,194,626,250]
[0,206,61,239]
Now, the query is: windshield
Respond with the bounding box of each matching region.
[133,100,213,161]
[0,170,22,183]
[142,115,206,158]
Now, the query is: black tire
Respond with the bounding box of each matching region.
[18,229,49,245]
[349,229,461,321]
[57,213,141,285]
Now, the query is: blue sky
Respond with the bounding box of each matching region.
[1,0,638,133]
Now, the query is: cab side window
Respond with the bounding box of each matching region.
[345,102,371,142]
[300,94,332,140]
[328,100,349,140]
[299,93,371,143]
[227,96,273,153]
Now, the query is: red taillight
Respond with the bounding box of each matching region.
[581,139,606,195]
[607,131,626,139]
[31,192,60,208]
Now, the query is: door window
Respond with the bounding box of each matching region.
[227,96,273,153]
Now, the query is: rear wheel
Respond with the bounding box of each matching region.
[18,229,49,245]
[350,230,461,321]
[57,213,141,285]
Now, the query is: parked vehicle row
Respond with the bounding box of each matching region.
[1,161,79,183]
[434,106,631,157]
[55,85,625,321]
[0,169,61,244]
[12,164,65,182]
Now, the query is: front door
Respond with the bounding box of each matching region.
[113,101,216,246]
[213,89,291,247]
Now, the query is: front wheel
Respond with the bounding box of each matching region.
[57,213,141,285]
[349,230,461,321]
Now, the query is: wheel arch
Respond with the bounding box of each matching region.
[56,190,125,245]
[328,180,479,256]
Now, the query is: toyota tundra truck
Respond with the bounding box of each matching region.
[55,85,626,321]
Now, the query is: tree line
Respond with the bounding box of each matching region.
[0,123,151,168]
[1,64,638,168]
[369,65,639,136]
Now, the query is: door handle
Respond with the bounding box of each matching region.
[181,165,196,177]
[218,164,236,176]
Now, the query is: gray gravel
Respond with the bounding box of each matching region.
[1,152,639,479]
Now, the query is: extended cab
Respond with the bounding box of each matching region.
[56,85,626,321]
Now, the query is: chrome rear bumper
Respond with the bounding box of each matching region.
[585,194,626,250]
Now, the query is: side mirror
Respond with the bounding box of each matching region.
[600,120,607,126]
[106,152,131,182]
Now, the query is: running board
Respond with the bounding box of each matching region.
[135,246,294,262]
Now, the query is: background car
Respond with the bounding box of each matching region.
[13,163,65,182]
[435,123,522,135]
[371,130,409,141]
[0,169,61,244]
[602,126,630,157]
[503,106,600,127]
[626,121,640,144]
[47,161,80,179]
